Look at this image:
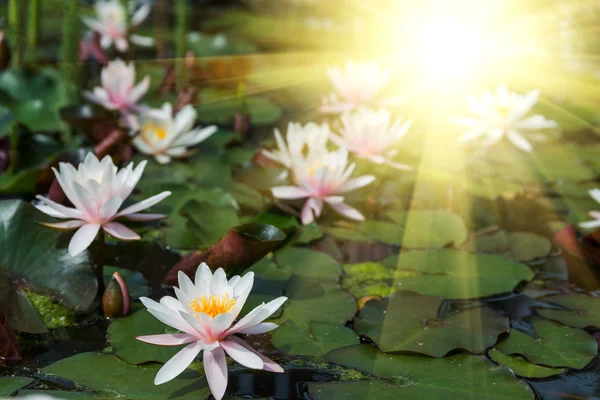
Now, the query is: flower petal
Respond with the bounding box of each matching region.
[116,191,171,217]
[155,341,202,385]
[328,201,365,221]
[221,338,264,369]
[38,220,85,231]
[506,130,532,152]
[228,297,287,335]
[35,195,84,219]
[224,336,283,373]
[122,213,167,222]
[69,223,101,256]
[140,297,199,336]
[136,333,196,346]
[102,222,140,241]
[589,189,600,204]
[337,175,375,193]
[99,196,123,221]
[236,322,279,335]
[271,186,311,199]
[203,347,228,400]
[579,219,600,229]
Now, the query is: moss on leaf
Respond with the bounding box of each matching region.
[25,291,76,329]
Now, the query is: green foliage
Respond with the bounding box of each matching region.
[0,377,33,397]
[272,320,359,357]
[537,294,600,329]
[488,348,564,379]
[26,290,76,329]
[387,209,468,249]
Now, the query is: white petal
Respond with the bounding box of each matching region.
[127,76,150,105]
[102,222,140,241]
[337,175,375,193]
[68,223,101,256]
[271,186,311,199]
[228,297,287,335]
[203,347,228,400]
[131,4,151,26]
[38,220,86,231]
[154,341,202,385]
[328,201,365,221]
[221,338,264,369]
[136,333,197,346]
[116,191,171,217]
[195,263,213,292]
[155,154,172,164]
[507,130,533,152]
[224,336,283,373]
[140,297,200,336]
[589,189,600,204]
[236,322,279,335]
[35,204,69,219]
[579,219,600,229]
[173,105,197,136]
[210,268,229,297]
[130,34,155,47]
[35,196,83,219]
[178,271,196,295]
[99,196,123,221]
[173,126,217,147]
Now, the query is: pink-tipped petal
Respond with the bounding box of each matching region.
[328,201,365,221]
[337,175,376,193]
[225,336,284,373]
[102,222,141,241]
[221,338,264,370]
[154,341,202,385]
[122,213,167,222]
[68,223,101,257]
[204,347,228,400]
[116,191,171,217]
[271,186,312,200]
[301,199,315,225]
[136,333,197,346]
[236,322,279,335]
[38,220,85,231]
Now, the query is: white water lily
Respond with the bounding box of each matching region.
[137,264,287,400]
[271,145,375,225]
[262,122,330,169]
[333,106,412,169]
[321,61,390,113]
[35,153,171,257]
[456,85,559,152]
[82,0,154,52]
[579,189,600,229]
[132,103,218,164]
[83,59,150,116]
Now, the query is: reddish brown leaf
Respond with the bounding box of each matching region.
[0,309,21,365]
[163,223,286,285]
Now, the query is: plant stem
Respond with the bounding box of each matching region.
[8,0,18,29]
[175,0,188,84]
[27,0,41,49]
[61,0,80,144]
[96,230,106,294]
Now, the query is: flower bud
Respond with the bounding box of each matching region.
[102,272,130,318]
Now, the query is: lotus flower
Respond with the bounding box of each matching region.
[82,0,154,52]
[137,264,287,400]
[271,144,375,224]
[35,153,171,257]
[262,122,330,169]
[132,103,217,164]
[456,85,559,152]
[333,106,412,169]
[321,61,390,113]
[579,189,600,229]
[84,59,150,118]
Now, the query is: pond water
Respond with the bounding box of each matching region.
[1,1,600,400]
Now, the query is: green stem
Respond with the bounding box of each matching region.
[27,0,42,48]
[8,0,18,29]
[175,0,188,84]
[8,0,24,67]
[7,124,19,174]
[96,230,106,295]
[61,0,80,144]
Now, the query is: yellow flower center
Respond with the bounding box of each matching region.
[189,294,236,318]
[142,122,168,140]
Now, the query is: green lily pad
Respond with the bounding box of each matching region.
[40,352,211,399]
[275,247,341,282]
[387,209,467,249]
[0,168,43,195]
[308,345,534,400]
[0,106,14,138]
[188,32,258,57]
[356,221,403,246]
[0,377,33,397]
[341,262,396,299]
[324,227,370,242]
[354,292,508,356]
[537,294,600,329]
[383,250,533,299]
[180,199,240,248]
[464,230,551,262]
[496,318,597,369]
[108,307,181,365]
[0,200,96,333]
[272,320,359,357]
[488,348,565,379]
[197,92,281,126]
[296,222,324,244]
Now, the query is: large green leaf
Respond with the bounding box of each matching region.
[275,247,341,282]
[272,320,359,357]
[0,377,33,397]
[308,345,534,400]
[108,307,181,365]
[496,318,597,369]
[40,352,210,399]
[374,250,533,299]
[537,294,600,329]
[488,348,564,379]
[181,199,240,248]
[387,209,467,249]
[197,91,281,126]
[0,200,96,332]
[463,230,551,262]
[354,292,508,356]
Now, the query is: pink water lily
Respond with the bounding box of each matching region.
[83,59,150,115]
[332,106,412,170]
[262,122,330,169]
[35,153,171,257]
[456,85,559,152]
[82,0,154,52]
[271,146,375,225]
[579,189,600,229]
[137,264,287,400]
[321,61,390,113]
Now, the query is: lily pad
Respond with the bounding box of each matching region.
[341,262,395,299]
[0,377,33,397]
[40,352,211,399]
[308,345,534,400]
[354,292,508,356]
[496,318,597,369]
[488,348,565,379]
[387,209,467,249]
[275,247,341,282]
[272,320,359,357]
[464,230,551,262]
[356,221,403,246]
[0,200,96,332]
[382,250,534,299]
[197,92,281,126]
[181,199,240,248]
[108,307,181,365]
[537,294,600,329]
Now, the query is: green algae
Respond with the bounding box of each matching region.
[25,291,76,329]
